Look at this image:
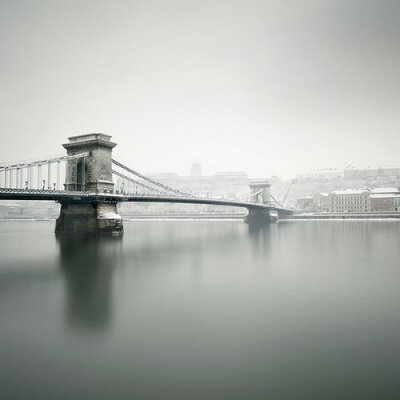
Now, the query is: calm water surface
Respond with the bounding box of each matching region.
[1,220,400,400]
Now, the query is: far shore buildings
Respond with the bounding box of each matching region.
[116,162,250,215]
[287,166,400,208]
[344,167,400,182]
[297,187,400,213]
[146,170,249,200]
[297,166,400,184]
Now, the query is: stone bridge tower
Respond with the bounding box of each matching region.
[63,134,116,192]
[56,133,122,234]
[246,180,275,225]
[249,180,272,205]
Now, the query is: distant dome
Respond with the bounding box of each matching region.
[191,161,202,177]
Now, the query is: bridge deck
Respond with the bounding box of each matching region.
[0,188,292,214]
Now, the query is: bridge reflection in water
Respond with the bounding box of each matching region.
[57,234,122,331]
[56,220,262,332]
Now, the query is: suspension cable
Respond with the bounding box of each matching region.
[112,169,166,195]
[112,159,194,197]
[0,153,89,171]
[269,193,283,207]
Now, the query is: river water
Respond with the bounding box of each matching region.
[1,220,400,399]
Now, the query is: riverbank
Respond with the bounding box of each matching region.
[285,212,400,220]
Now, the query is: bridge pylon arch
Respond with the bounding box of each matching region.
[63,134,116,193]
[248,180,272,206]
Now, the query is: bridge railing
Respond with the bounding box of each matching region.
[0,187,90,196]
[0,153,88,191]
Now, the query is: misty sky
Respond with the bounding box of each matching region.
[0,0,399,178]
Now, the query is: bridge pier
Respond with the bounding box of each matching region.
[55,201,123,234]
[245,209,278,225]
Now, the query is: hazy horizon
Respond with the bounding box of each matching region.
[1,0,399,179]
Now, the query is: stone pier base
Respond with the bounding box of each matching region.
[55,201,123,234]
[245,209,278,226]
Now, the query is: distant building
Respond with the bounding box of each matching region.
[296,195,314,211]
[309,186,400,213]
[330,189,370,213]
[297,169,343,181]
[313,192,331,212]
[369,188,400,212]
[190,161,202,177]
[344,167,400,181]
[370,194,396,212]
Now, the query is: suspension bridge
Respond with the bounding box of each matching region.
[0,134,292,233]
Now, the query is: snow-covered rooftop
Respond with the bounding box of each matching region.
[370,187,400,194]
[370,194,400,199]
[332,189,369,195]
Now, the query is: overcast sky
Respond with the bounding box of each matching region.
[0,0,399,178]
